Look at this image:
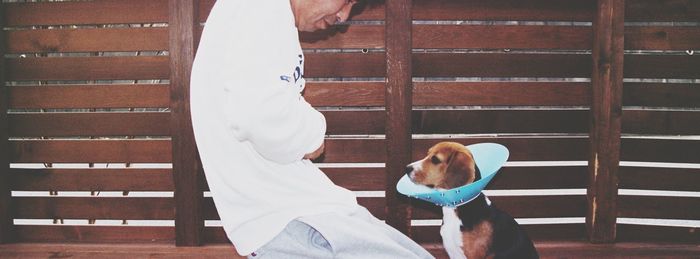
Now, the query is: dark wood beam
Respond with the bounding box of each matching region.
[0,2,15,244]
[169,0,203,246]
[385,0,413,235]
[587,0,625,243]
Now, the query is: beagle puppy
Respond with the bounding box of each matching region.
[405,142,538,259]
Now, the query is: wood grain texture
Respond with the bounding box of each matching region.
[13,226,174,243]
[4,0,168,26]
[6,56,169,81]
[384,0,413,235]
[169,0,202,246]
[414,25,591,50]
[622,110,700,135]
[414,82,590,106]
[9,140,172,163]
[5,27,168,53]
[413,53,592,78]
[8,112,170,137]
[621,138,700,163]
[587,0,624,243]
[9,168,173,192]
[0,2,14,243]
[616,224,700,244]
[619,166,700,192]
[14,197,174,220]
[623,83,700,108]
[8,84,170,109]
[618,196,700,220]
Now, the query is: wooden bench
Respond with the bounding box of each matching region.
[1,0,698,257]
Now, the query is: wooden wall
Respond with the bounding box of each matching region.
[1,0,698,247]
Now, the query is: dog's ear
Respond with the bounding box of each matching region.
[444,151,473,188]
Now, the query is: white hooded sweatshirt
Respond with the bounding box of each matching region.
[190,0,359,255]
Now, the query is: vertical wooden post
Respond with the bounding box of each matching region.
[0,2,15,244]
[587,0,624,243]
[385,0,413,235]
[169,0,203,246]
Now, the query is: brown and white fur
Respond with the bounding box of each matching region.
[405,142,538,259]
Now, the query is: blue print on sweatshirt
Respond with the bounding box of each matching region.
[280,54,305,92]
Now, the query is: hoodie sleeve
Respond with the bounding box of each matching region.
[227,84,326,164]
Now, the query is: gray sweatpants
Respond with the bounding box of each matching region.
[247,206,434,259]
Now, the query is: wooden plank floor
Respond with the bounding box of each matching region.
[0,242,698,258]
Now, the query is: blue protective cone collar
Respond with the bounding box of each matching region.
[396,143,509,208]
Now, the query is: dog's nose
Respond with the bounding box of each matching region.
[404,166,413,176]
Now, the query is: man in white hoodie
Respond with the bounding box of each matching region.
[190,0,434,258]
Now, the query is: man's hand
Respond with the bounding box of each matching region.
[303,142,325,160]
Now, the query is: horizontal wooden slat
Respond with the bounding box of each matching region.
[626,26,700,50]
[622,110,700,135]
[625,0,700,22]
[0,243,246,259]
[414,53,591,78]
[304,53,385,78]
[414,25,591,50]
[621,138,700,163]
[490,166,589,189]
[618,196,700,220]
[10,140,171,163]
[411,0,700,22]
[325,109,592,135]
[14,197,174,220]
[305,82,385,107]
[411,137,589,162]
[623,83,700,108]
[617,224,700,243]
[9,112,170,137]
[326,79,571,113]
[412,195,587,219]
[8,84,170,109]
[6,56,169,81]
[625,55,700,79]
[619,166,700,192]
[5,28,168,53]
[411,0,594,21]
[10,168,173,192]
[203,197,385,220]
[300,25,384,49]
[3,0,169,26]
[413,110,589,134]
[535,241,700,258]
[411,224,587,243]
[7,0,696,27]
[323,111,384,135]
[413,25,699,51]
[14,225,174,243]
[414,82,590,106]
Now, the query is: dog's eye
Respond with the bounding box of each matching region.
[431,155,441,164]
